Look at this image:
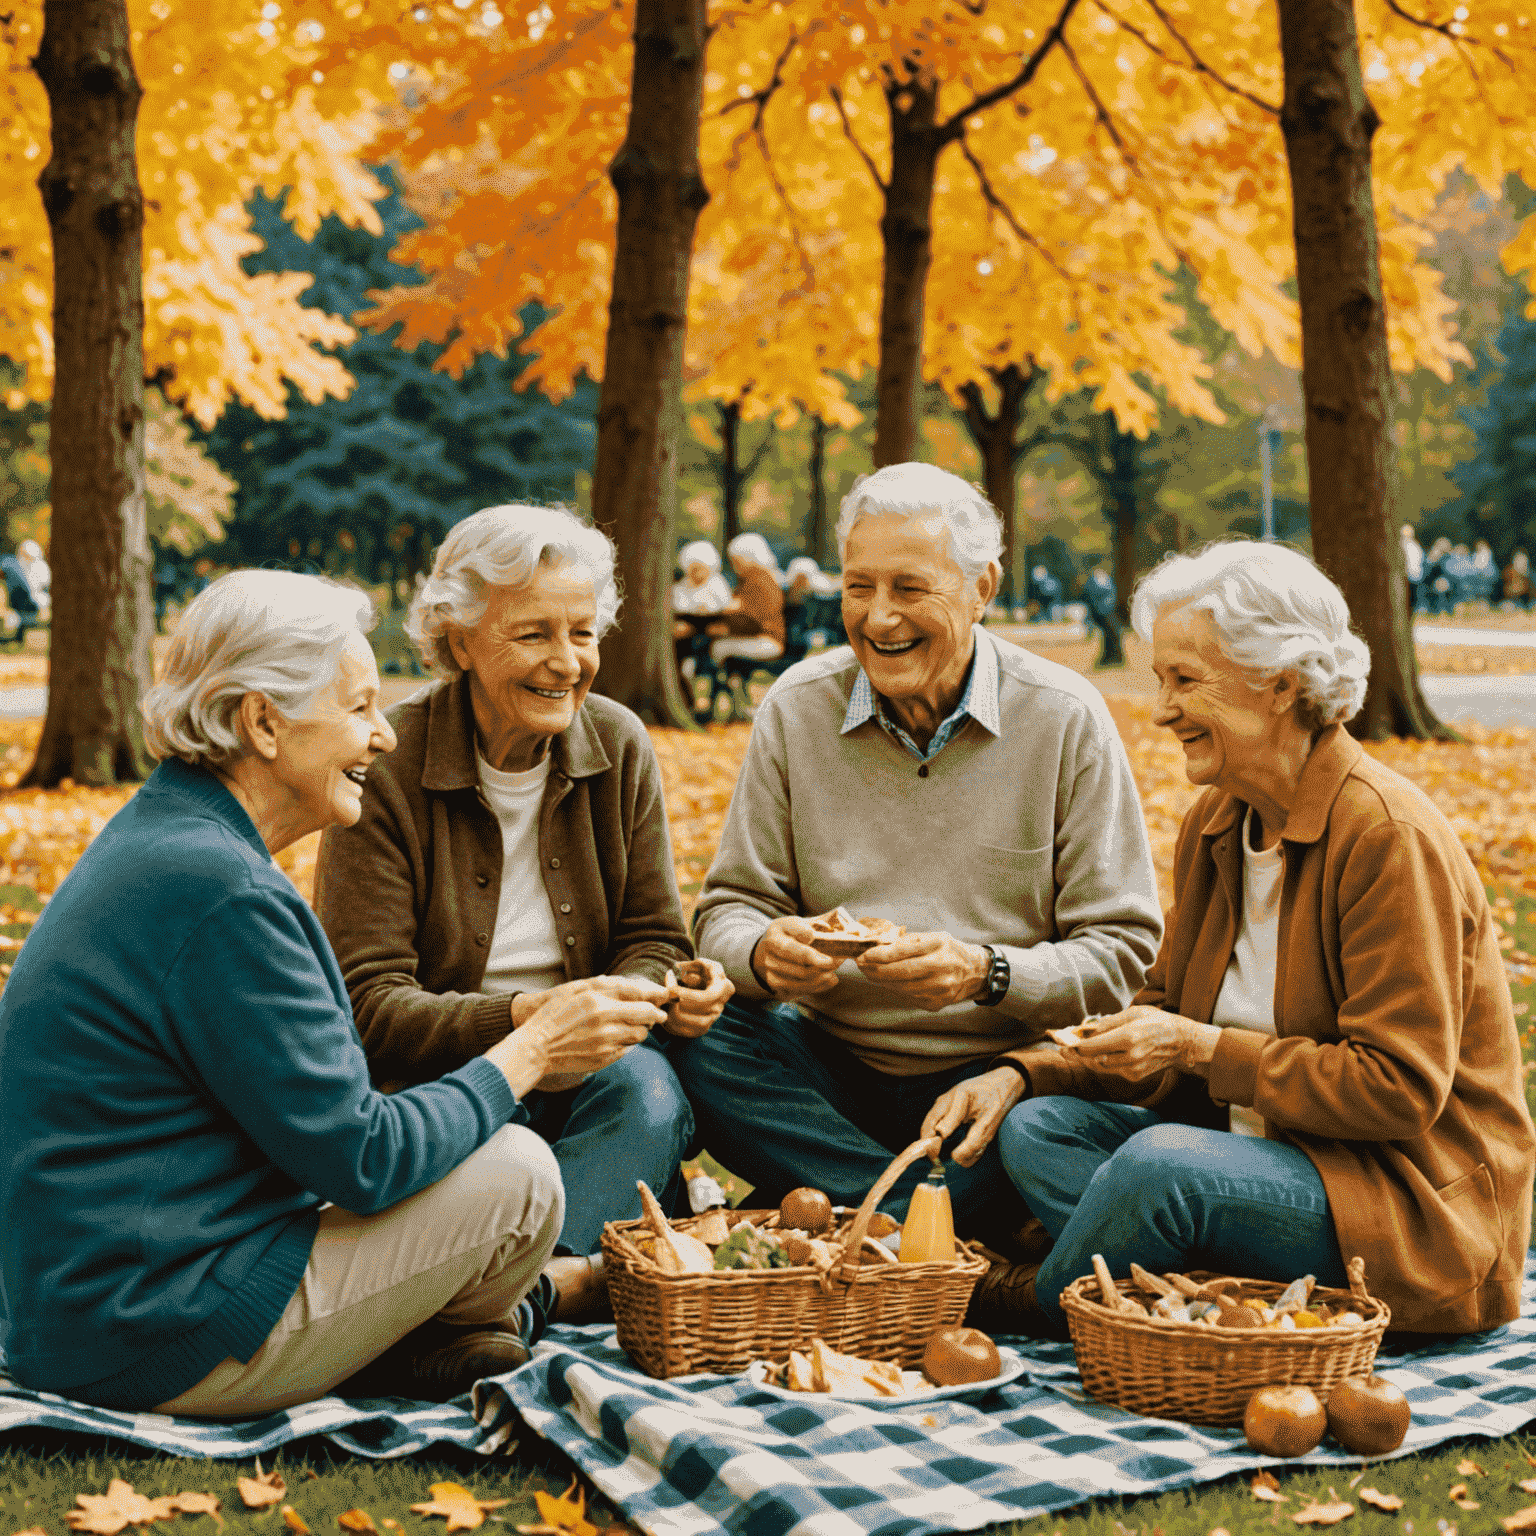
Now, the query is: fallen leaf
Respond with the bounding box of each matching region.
[410,1484,510,1533]
[337,1517,376,1534]
[1456,1461,1484,1478]
[13,1527,48,1536]
[1348,1472,1367,1490]
[282,1509,310,1535]
[167,1495,223,1529]
[1293,1491,1355,1527]
[1503,1510,1536,1534]
[1359,1491,1404,1513]
[1447,1486,1480,1511]
[1209,1528,1233,1536]
[67,1481,178,1535]
[1253,1472,1288,1504]
[530,1482,596,1536]
[237,1470,286,1511]
[1520,1481,1536,1496]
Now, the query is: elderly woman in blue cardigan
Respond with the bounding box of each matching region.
[0,571,668,1415]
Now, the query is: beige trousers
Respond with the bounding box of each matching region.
[157,1124,563,1418]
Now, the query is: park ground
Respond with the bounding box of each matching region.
[0,623,1534,1536]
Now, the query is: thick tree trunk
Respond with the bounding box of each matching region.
[1106,425,1139,625]
[873,76,939,468]
[590,0,708,728]
[1275,0,1440,739]
[25,0,154,787]
[958,363,1041,608]
[806,413,829,566]
[718,398,742,554]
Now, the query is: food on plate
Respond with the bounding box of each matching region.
[805,907,906,958]
[780,1187,834,1235]
[672,959,714,990]
[636,1180,714,1274]
[1324,1375,1411,1454]
[713,1225,790,1271]
[922,1327,1002,1386]
[765,1339,917,1396]
[785,1350,817,1392]
[1244,1384,1328,1457]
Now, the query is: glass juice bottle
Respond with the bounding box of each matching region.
[899,1163,957,1263]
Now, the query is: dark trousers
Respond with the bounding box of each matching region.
[669,998,1029,1236]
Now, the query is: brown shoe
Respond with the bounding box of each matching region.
[965,1247,1065,1339]
[970,1215,1054,1267]
[544,1254,611,1324]
[338,1323,531,1403]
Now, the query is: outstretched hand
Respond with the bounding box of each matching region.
[918,1065,1027,1167]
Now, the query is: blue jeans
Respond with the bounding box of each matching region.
[997,1098,1347,1327]
[524,1043,693,1256]
[669,999,1030,1233]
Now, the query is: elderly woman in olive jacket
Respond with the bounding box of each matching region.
[317,506,732,1318]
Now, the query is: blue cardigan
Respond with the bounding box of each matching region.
[0,758,518,1409]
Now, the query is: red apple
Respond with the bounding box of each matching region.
[1325,1375,1411,1455]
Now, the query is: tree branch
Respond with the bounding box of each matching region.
[957,139,1072,280]
[1097,0,1279,114]
[829,85,887,191]
[1059,35,1135,164]
[937,0,1084,142]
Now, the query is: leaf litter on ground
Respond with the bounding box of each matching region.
[1358,1490,1404,1513]
[410,1484,510,1533]
[1252,1473,1287,1503]
[1292,1490,1356,1526]
[237,1466,286,1511]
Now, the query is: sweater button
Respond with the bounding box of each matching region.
[475,932,488,945]
[917,764,929,778]
[560,903,572,914]
[475,874,489,887]
[565,935,576,947]
[550,857,561,868]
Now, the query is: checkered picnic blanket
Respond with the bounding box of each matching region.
[3,1253,1534,1536]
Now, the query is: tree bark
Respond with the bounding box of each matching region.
[872,75,940,468]
[718,397,742,554]
[1104,424,1140,626]
[589,0,709,728]
[958,362,1043,607]
[805,413,829,566]
[25,0,155,787]
[1275,0,1440,739]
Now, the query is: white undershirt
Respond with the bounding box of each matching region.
[1212,807,1284,1138]
[476,752,567,999]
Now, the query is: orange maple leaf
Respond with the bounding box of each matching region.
[409,1483,510,1533]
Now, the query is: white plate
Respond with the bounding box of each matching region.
[742,1347,1026,1406]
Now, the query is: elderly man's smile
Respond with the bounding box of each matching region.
[868,637,922,655]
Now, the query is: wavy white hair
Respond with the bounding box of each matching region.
[407,504,620,676]
[1130,540,1370,732]
[835,462,1002,582]
[678,539,722,573]
[141,569,375,767]
[725,532,781,575]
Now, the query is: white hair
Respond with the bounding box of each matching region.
[678,539,721,572]
[1130,540,1370,732]
[141,569,375,767]
[835,463,1003,582]
[407,504,620,676]
[726,532,781,575]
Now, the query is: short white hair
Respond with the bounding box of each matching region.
[836,463,1002,582]
[407,504,620,676]
[141,569,375,767]
[1130,540,1370,732]
[725,532,781,574]
[678,540,721,572]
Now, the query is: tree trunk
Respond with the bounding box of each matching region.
[1106,425,1139,625]
[958,363,1040,608]
[718,397,742,554]
[806,413,829,566]
[589,0,708,728]
[24,0,155,787]
[1275,0,1440,739]
[873,76,939,468]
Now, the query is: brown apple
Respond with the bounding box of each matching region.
[1244,1385,1327,1457]
[779,1187,834,1235]
[922,1326,1002,1386]
[1325,1375,1411,1455]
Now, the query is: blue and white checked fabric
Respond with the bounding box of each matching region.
[841,625,1002,760]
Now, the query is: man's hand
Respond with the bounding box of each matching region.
[1069,1004,1220,1081]
[750,915,843,998]
[509,974,671,1029]
[486,981,667,1099]
[919,1065,1027,1167]
[659,958,734,1038]
[855,931,991,1012]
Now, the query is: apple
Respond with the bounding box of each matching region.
[1244,1385,1327,1457]
[923,1326,1002,1386]
[1325,1375,1411,1455]
[779,1187,833,1235]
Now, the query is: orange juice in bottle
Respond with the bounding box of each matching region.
[899,1163,956,1263]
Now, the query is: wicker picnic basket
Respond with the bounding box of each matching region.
[1060,1260,1391,1426]
[601,1138,987,1379]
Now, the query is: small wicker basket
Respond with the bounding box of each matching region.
[602,1137,987,1379]
[1061,1262,1391,1425]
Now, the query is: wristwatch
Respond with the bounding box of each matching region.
[974,944,1010,1007]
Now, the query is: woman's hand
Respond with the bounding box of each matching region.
[855,931,991,1012]
[918,1065,1027,1166]
[659,958,734,1038]
[1069,1004,1221,1081]
[750,915,843,998]
[487,978,668,1098]
[509,974,666,1028]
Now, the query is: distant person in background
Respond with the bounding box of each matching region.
[1445,544,1473,610]
[1503,550,1533,611]
[671,540,732,699]
[1400,523,1424,614]
[1424,538,1453,615]
[705,533,786,718]
[785,556,842,653]
[0,550,40,648]
[1081,562,1124,668]
[1028,564,1063,624]
[1470,541,1499,607]
[17,540,49,616]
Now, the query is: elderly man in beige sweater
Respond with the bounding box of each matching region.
[673,463,1163,1321]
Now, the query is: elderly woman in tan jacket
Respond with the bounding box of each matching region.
[938,540,1533,1337]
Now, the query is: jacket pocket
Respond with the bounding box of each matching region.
[1432,1162,1501,1288]
[972,843,1056,940]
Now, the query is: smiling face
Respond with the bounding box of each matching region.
[1151,602,1299,789]
[841,512,995,720]
[448,560,600,771]
[270,628,396,835]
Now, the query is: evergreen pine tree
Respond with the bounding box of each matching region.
[1454,312,1536,561]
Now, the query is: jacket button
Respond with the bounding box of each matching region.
[550,857,561,868]
[917,764,929,778]
[560,903,572,914]
[475,932,488,945]
[475,874,489,887]
[565,935,576,947]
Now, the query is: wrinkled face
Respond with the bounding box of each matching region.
[841,513,992,708]
[1151,603,1292,788]
[448,561,600,761]
[685,561,713,586]
[271,628,396,831]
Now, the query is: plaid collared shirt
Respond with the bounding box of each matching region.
[840,626,1002,760]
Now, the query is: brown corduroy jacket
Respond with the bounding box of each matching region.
[998,725,1534,1334]
[316,675,692,1088]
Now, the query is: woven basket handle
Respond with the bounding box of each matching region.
[834,1135,940,1284]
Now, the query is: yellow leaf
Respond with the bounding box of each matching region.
[1357,1490,1403,1513]
[1292,1497,1354,1526]
[1457,1459,1485,1477]
[1251,1472,1287,1504]
[530,1482,596,1536]
[237,1469,286,1511]
[282,1509,310,1535]
[1519,1480,1536,1495]
[409,1484,510,1533]
[66,1481,178,1535]
[337,1515,376,1534]
[167,1494,224,1528]
[1503,1508,1536,1534]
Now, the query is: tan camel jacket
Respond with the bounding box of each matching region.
[998,725,1534,1334]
